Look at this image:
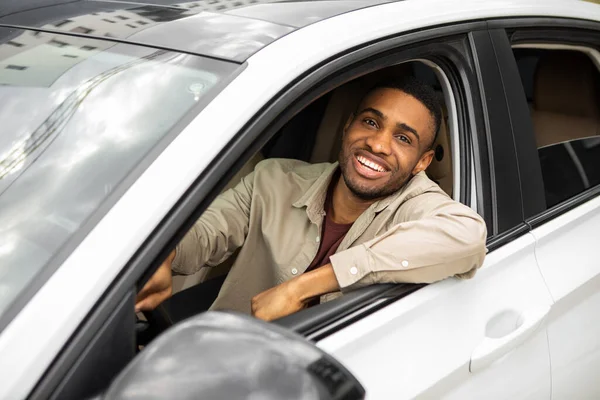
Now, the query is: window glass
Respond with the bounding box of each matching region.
[0,28,238,321]
[539,137,600,207]
[513,47,600,208]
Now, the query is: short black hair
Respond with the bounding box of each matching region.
[365,76,442,148]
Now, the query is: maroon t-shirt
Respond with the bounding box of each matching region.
[305,179,353,273]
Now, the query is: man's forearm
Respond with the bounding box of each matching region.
[251,264,341,321]
[292,264,341,303]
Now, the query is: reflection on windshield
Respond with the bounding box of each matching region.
[0,29,237,320]
[0,1,290,62]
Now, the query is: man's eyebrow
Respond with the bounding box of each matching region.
[358,107,421,143]
[396,122,420,142]
[357,107,385,119]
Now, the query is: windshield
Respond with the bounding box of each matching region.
[0,28,238,321]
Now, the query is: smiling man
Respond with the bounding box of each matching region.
[136,77,487,321]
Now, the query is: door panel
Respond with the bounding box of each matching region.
[531,197,600,301]
[317,233,553,399]
[531,195,600,399]
[436,329,550,400]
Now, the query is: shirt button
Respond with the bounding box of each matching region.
[316,236,320,243]
[350,267,358,275]
[401,260,409,268]
[291,268,298,275]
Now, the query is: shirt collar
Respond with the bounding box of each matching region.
[292,162,339,224]
[292,164,435,222]
[372,171,435,212]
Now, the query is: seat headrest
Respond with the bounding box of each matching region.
[534,51,600,118]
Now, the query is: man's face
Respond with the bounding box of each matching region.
[338,88,436,200]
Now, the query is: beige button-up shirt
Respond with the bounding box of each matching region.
[172,158,487,314]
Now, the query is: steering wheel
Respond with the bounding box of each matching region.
[136,305,173,347]
[135,274,228,347]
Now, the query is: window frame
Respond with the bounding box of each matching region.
[31,21,515,398]
[469,29,527,240]
[492,18,600,228]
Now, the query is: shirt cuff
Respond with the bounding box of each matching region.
[330,245,372,290]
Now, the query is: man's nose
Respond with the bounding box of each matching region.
[365,129,392,155]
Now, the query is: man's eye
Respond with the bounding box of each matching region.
[396,135,411,144]
[364,118,377,128]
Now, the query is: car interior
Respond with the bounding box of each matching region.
[135,60,456,342]
[513,47,600,208]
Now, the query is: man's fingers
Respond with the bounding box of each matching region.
[134,253,175,312]
[134,298,152,313]
[135,288,170,312]
[135,264,172,304]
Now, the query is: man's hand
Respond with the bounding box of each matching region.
[135,251,175,312]
[251,263,341,321]
[251,280,307,321]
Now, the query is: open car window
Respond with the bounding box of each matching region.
[167,59,461,326]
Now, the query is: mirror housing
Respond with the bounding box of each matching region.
[102,311,365,400]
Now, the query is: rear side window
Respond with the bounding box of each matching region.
[538,137,600,208]
[512,47,600,208]
[0,28,238,322]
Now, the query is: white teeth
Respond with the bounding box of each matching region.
[357,155,386,172]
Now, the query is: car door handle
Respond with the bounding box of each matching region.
[470,305,551,373]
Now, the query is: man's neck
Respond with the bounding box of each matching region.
[330,175,379,224]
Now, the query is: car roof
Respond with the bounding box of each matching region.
[0,0,596,62]
[0,0,396,62]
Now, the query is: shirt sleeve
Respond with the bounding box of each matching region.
[329,192,488,290]
[171,171,255,275]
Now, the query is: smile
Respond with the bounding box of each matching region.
[356,155,389,173]
[352,153,391,180]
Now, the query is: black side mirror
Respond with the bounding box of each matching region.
[102,311,365,400]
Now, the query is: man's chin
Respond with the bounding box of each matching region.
[344,177,388,201]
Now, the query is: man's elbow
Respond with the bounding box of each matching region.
[443,213,487,280]
[457,220,487,279]
[455,211,487,250]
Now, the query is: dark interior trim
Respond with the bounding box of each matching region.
[487,16,600,32]
[31,20,490,398]
[511,28,600,46]
[469,29,523,235]
[489,28,546,219]
[465,31,495,234]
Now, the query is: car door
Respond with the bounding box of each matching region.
[497,19,600,400]
[315,29,554,399]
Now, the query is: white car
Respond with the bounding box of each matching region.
[1,0,600,398]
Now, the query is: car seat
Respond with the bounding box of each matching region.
[531,50,600,148]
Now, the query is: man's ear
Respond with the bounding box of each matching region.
[412,149,434,175]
